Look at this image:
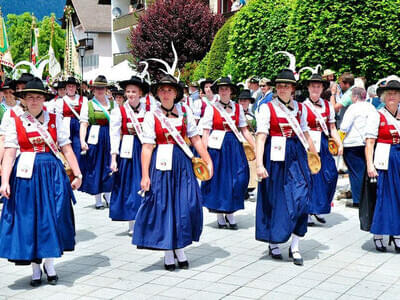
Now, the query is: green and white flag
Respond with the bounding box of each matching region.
[0,11,13,68]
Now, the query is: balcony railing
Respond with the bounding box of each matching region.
[113,52,133,65]
[113,9,145,31]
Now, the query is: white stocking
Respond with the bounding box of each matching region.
[44,258,56,276]
[226,213,236,224]
[32,262,41,280]
[217,213,226,225]
[291,234,301,259]
[269,243,281,255]
[174,248,187,262]
[164,250,175,265]
[95,194,102,207]
[103,192,111,204]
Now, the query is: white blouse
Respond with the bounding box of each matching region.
[109,102,147,154]
[364,107,399,140]
[3,110,71,149]
[0,105,24,136]
[200,100,248,131]
[256,99,310,134]
[80,97,111,123]
[141,103,199,144]
[305,98,336,124]
[52,94,88,116]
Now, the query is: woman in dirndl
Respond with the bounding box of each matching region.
[133,74,213,271]
[53,77,87,165]
[79,75,115,209]
[109,76,150,235]
[364,80,400,253]
[200,77,255,229]
[255,69,318,266]
[303,74,341,225]
[0,78,82,286]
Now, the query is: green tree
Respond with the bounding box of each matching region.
[6,13,65,65]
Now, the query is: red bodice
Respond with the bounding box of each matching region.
[11,110,57,152]
[268,102,302,138]
[154,107,187,144]
[305,100,330,132]
[212,103,240,131]
[377,113,400,144]
[120,105,145,135]
[63,96,83,118]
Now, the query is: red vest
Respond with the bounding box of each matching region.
[63,96,83,118]
[377,113,400,144]
[212,103,240,131]
[305,100,330,132]
[120,105,147,135]
[267,102,302,138]
[154,107,187,144]
[11,110,57,153]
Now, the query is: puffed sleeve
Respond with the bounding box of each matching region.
[56,114,71,147]
[110,106,122,154]
[3,111,18,148]
[238,104,248,128]
[141,111,156,144]
[199,105,214,130]
[184,104,199,138]
[80,98,89,123]
[255,103,270,134]
[364,109,380,139]
[328,101,336,123]
[191,99,202,119]
[54,98,64,115]
[299,103,310,132]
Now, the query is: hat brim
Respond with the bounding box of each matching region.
[151,82,184,103]
[271,78,297,86]
[305,79,330,90]
[211,83,239,95]
[119,79,149,94]
[200,80,214,92]
[15,89,54,101]
[376,86,400,97]
[237,97,255,104]
[90,82,109,88]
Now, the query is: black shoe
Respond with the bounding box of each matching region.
[164,259,176,271]
[95,204,105,210]
[225,216,238,230]
[388,236,400,253]
[173,251,189,269]
[30,271,42,287]
[373,238,387,252]
[103,194,109,208]
[217,221,228,229]
[289,248,303,266]
[268,246,282,260]
[313,214,326,224]
[43,264,58,285]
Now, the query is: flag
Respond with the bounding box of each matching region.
[30,15,39,65]
[0,9,13,68]
[48,16,61,78]
[64,6,81,80]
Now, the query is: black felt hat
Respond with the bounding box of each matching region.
[0,78,16,91]
[377,80,400,97]
[119,76,150,94]
[15,73,34,84]
[151,74,184,103]
[15,77,54,101]
[200,78,214,93]
[90,75,109,88]
[305,73,329,89]
[237,89,255,103]
[211,77,238,95]
[65,76,80,87]
[272,69,297,86]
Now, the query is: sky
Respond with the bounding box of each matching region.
[0,0,65,21]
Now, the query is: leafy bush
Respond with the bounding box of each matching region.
[204,16,235,79]
[288,0,400,83]
[192,52,209,81]
[180,61,198,84]
[130,0,224,76]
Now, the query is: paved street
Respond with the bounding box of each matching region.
[0,176,400,300]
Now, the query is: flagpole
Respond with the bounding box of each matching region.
[30,13,34,63]
[0,7,3,80]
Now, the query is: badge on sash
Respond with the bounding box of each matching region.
[208,130,226,150]
[87,125,100,145]
[309,130,321,153]
[120,135,134,159]
[156,144,174,171]
[270,136,286,161]
[63,117,71,137]
[16,152,36,179]
[374,142,391,170]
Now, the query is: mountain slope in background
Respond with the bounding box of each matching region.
[0,0,65,21]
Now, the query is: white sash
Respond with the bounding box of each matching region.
[274,99,309,150]
[153,107,194,159]
[304,99,329,136]
[381,108,400,135]
[124,102,145,144]
[213,102,245,143]
[63,95,81,120]
[20,112,64,161]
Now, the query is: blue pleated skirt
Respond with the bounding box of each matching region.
[109,136,142,221]
[70,117,82,166]
[201,132,249,213]
[309,135,338,214]
[371,144,400,235]
[0,153,76,263]
[343,146,365,204]
[256,136,311,243]
[133,145,203,250]
[79,125,114,195]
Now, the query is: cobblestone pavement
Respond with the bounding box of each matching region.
[0,176,400,300]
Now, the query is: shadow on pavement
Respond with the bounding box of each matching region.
[75,229,97,243]
[205,212,255,230]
